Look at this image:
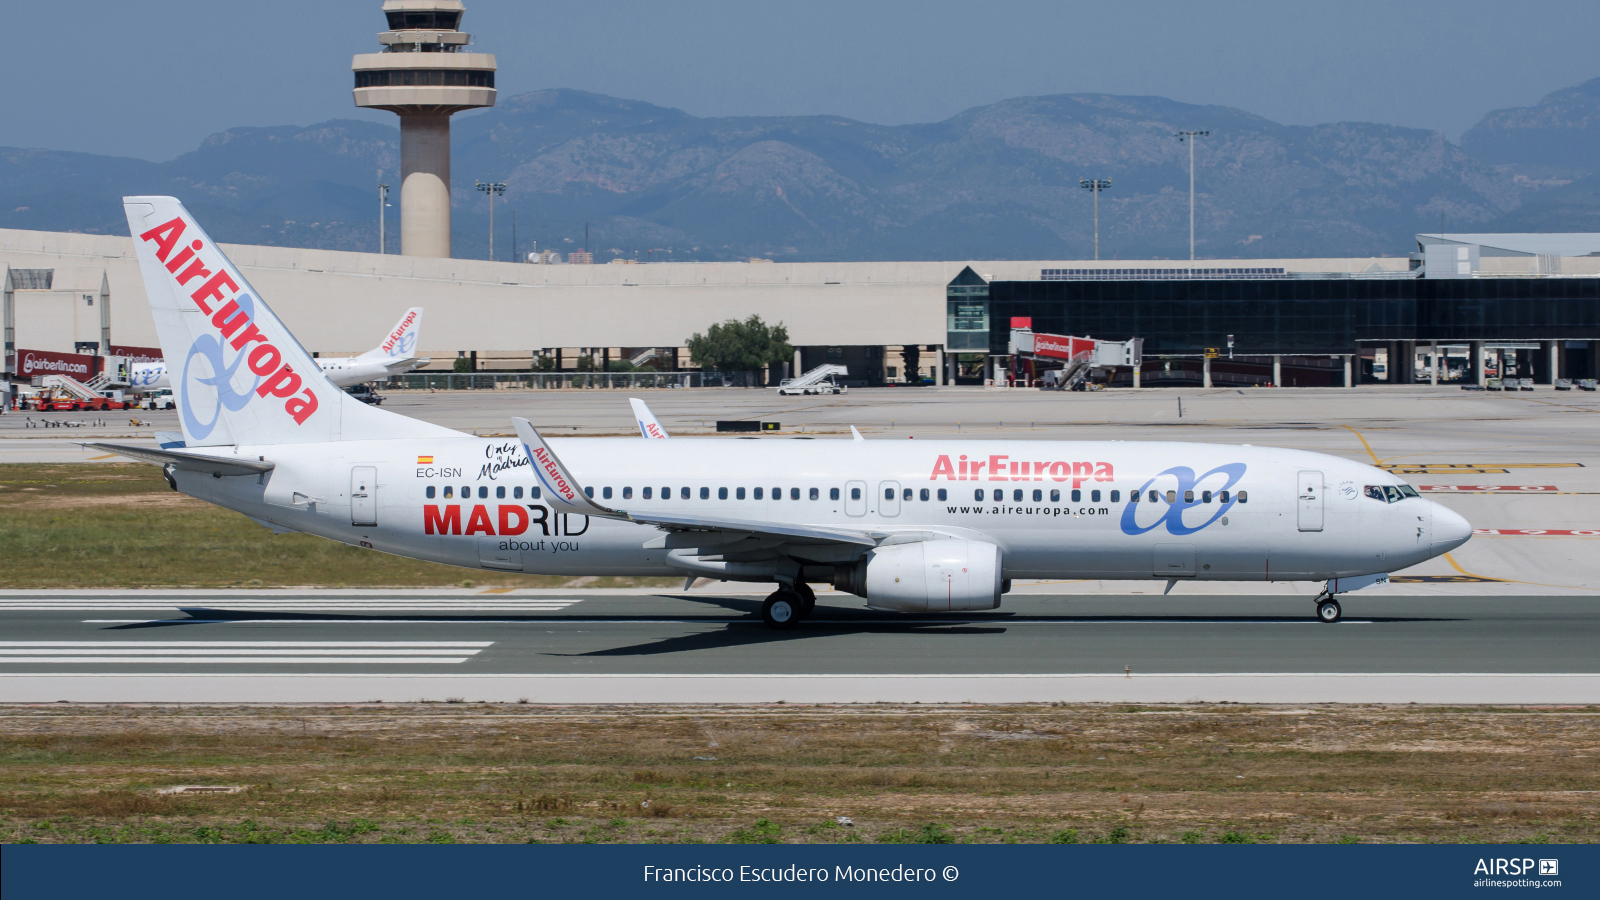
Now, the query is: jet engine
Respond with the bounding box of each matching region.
[833,539,1002,612]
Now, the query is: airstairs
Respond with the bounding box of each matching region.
[776,364,849,395]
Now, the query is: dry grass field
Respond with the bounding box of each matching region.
[2,703,1596,845]
[0,463,672,589]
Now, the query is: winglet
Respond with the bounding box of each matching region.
[850,426,865,441]
[512,416,622,518]
[629,398,669,439]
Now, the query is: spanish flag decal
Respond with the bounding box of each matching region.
[417,455,434,464]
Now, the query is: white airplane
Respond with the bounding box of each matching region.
[91,196,1472,629]
[125,307,428,392]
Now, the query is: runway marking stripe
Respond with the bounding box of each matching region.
[0,641,493,647]
[1419,485,1557,492]
[1472,529,1600,536]
[0,649,482,656]
[0,657,474,665]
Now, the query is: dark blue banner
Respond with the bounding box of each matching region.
[2,844,1591,899]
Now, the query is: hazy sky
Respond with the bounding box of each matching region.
[9,0,1598,161]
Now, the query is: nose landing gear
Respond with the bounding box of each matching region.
[1315,596,1343,623]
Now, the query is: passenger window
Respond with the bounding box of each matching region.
[496,486,505,499]
[584,487,593,498]
[717,487,727,500]
[937,489,947,501]
[623,486,632,499]
[920,488,929,501]
[530,487,541,499]
[1012,489,1022,502]
[479,486,488,499]
[1237,490,1248,503]
[885,488,894,500]
[809,487,819,500]
[1219,490,1229,503]
[736,487,745,500]
[1184,490,1194,503]
[993,489,1003,502]
[975,489,985,501]
[831,488,841,501]
[643,487,653,499]
[1032,489,1042,502]
[1165,490,1176,503]
[443,486,453,499]
[426,486,436,499]
[903,488,912,501]
[461,485,469,497]
[603,487,613,500]
[1202,491,1211,503]
[1092,490,1101,502]
[754,487,763,500]
[1071,489,1081,502]
[1110,490,1120,502]
[1050,489,1060,502]
[681,487,690,500]
[700,487,710,500]
[790,488,800,500]
[514,486,523,499]
[1149,491,1159,503]
[851,487,861,500]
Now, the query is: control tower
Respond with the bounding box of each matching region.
[353,1,496,258]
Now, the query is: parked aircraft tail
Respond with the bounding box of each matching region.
[359,307,424,360]
[122,196,455,447]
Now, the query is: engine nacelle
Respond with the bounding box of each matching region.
[833,539,1002,612]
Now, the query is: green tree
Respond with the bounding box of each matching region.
[686,315,792,373]
[452,356,474,373]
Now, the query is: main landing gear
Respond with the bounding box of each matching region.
[1314,594,1343,623]
[760,582,817,630]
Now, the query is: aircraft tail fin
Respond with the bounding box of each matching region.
[359,307,424,360]
[629,398,670,439]
[122,197,456,446]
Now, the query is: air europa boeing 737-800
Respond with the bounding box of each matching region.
[90,196,1472,629]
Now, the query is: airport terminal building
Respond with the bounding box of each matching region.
[3,226,1598,393]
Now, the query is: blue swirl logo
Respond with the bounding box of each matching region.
[1119,463,1247,536]
[388,330,417,357]
[180,293,261,440]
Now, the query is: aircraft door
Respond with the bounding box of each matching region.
[350,466,377,526]
[1153,543,1195,577]
[879,481,901,517]
[1297,470,1324,532]
[845,480,867,516]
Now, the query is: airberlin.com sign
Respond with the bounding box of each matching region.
[15,349,100,378]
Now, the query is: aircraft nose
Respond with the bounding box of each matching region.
[1430,502,1472,554]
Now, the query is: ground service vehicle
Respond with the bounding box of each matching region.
[92,197,1473,629]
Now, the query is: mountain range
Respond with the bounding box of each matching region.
[2,77,1596,262]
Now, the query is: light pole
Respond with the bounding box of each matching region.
[377,183,390,254]
[1175,131,1209,260]
[1079,178,1111,260]
[475,181,506,260]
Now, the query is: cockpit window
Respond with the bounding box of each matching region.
[1365,484,1417,503]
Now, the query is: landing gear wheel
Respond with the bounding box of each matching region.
[1316,598,1343,623]
[762,590,802,630]
[794,582,816,618]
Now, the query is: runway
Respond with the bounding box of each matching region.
[1,591,1595,703]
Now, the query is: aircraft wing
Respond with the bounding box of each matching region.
[511,416,874,548]
[82,442,275,477]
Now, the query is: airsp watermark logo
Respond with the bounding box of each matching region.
[1540,859,1559,877]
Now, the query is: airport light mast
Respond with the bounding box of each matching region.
[476,181,506,261]
[1175,130,1209,260]
[353,1,497,258]
[1079,178,1111,260]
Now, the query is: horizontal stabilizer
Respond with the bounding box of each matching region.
[83,442,274,477]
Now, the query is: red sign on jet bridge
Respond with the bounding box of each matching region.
[1419,485,1557,492]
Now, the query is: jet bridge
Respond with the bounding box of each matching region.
[1010,328,1142,390]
